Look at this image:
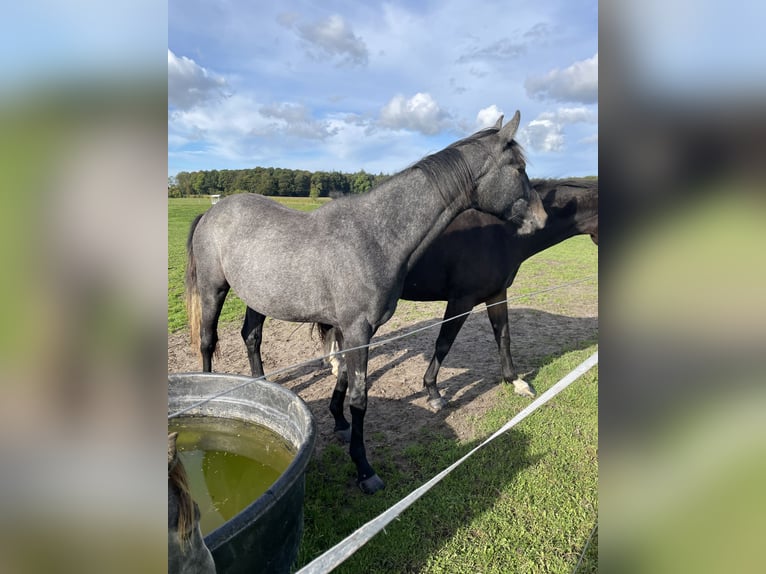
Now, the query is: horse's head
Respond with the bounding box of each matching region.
[533,178,599,245]
[467,111,547,235]
[572,182,598,245]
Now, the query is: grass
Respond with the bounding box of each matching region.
[168,195,598,572]
[297,346,598,573]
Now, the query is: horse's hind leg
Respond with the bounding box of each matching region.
[199,283,229,372]
[422,298,471,411]
[485,291,535,398]
[242,307,266,377]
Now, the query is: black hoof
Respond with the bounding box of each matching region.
[335,427,352,443]
[358,474,385,494]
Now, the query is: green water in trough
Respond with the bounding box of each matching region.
[169,416,296,536]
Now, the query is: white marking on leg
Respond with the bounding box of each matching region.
[512,378,535,398]
[329,340,342,377]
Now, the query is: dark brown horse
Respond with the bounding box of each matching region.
[244,178,596,414]
[312,177,597,410]
[394,177,598,409]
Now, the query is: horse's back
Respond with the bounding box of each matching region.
[197,193,304,236]
[190,193,345,321]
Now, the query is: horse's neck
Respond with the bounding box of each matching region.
[360,170,470,270]
[516,205,584,259]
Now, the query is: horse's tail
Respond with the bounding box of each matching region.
[185,214,204,358]
[312,323,345,376]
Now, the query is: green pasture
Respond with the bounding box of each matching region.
[168,195,598,573]
[297,346,598,574]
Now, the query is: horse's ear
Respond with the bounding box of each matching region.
[493,115,504,130]
[168,432,179,469]
[498,110,521,143]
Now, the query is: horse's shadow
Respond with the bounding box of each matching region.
[286,306,597,411]
[262,308,596,571]
[295,392,543,573]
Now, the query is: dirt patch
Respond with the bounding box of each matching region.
[168,296,597,458]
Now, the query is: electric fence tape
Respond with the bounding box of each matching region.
[295,351,598,574]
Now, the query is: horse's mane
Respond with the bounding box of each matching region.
[169,456,196,549]
[409,126,523,209]
[531,177,598,211]
[531,177,598,194]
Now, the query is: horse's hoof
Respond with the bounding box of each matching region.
[335,427,352,443]
[358,474,385,494]
[428,397,447,412]
[511,378,536,398]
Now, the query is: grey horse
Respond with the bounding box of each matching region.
[185,112,545,493]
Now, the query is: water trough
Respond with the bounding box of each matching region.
[169,372,316,574]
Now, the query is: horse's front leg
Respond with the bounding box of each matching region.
[343,324,385,494]
[422,298,471,411]
[485,291,535,398]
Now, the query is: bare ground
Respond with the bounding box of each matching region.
[168,293,597,459]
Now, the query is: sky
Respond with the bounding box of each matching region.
[168,0,598,178]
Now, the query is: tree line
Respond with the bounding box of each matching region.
[168,167,391,198]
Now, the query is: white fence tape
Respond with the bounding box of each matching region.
[296,351,599,574]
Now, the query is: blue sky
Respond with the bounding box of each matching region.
[169,0,597,178]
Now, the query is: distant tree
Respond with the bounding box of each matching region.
[190,171,206,195]
[294,171,311,197]
[276,169,294,196]
[175,171,193,196]
[310,172,327,198]
[217,169,237,194]
[167,178,182,198]
[171,166,392,198]
[328,171,349,195]
[352,170,374,194]
[254,169,277,195]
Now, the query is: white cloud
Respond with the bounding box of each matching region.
[523,118,565,152]
[555,106,597,123]
[475,105,504,129]
[519,106,597,152]
[379,93,451,135]
[457,38,526,64]
[525,53,598,104]
[282,14,369,67]
[259,102,337,140]
[168,49,227,110]
[169,93,270,161]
